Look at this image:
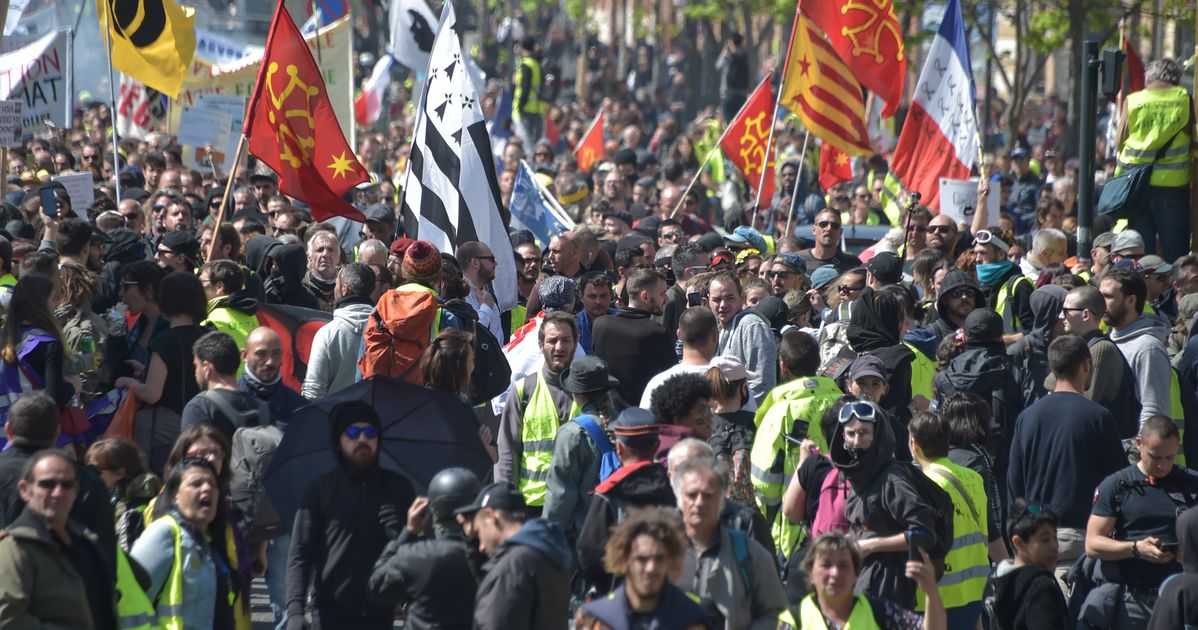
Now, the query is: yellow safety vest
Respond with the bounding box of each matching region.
[116,546,158,630]
[779,594,879,629]
[995,275,1033,334]
[203,299,259,378]
[903,342,935,402]
[156,516,188,630]
[750,376,843,557]
[1170,371,1188,468]
[514,373,579,506]
[514,56,547,116]
[1117,85,1193,188]
[841,210,882,226]
[509,304,528,336]
[147,510,251,630]
[916,459,989,610]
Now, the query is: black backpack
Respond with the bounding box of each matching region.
[1087,336,1141,439]
[441,299,512,404]
[893,461,954,578]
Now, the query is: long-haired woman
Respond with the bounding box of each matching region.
[0,274,75,416]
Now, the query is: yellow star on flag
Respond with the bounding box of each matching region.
[327,151,356,179]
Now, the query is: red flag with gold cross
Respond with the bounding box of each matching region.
[243,1,367,222]
[719,78,776,208]
[802,0,906,118]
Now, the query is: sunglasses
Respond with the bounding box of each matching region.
[152,205,166,213]
[817,220,841,230]
[946,288,975,300]
[35,478,77,490]
[838,283,864,294]
[767,270,796,279]
[838,401,879,424]
[710,254,734,266]
[661,232,685,241]
[81,154,98,161]
[1060,306,1089,317]
[345,425,379,440]
[928,225,956,234]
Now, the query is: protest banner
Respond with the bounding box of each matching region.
[52,172,95,214]
[116,75,167,140]
[0,30,68,137]
[172,15,354,146]
[0,100,21,148]
[939,177,998,224]
[195,28,264,70]
[181,93,246,173]
[178,106,232,149]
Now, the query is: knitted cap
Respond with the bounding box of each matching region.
[402,240,442,283]
[538,275,577,312]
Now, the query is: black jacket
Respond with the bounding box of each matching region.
[1007,285,1066,402]
[925,268,982,342]
[368,527,478,630]
[593,307,678,405]
[93,228,148,314]
[979,263,1034,333]
[846,287,915,418]
[934,341,1034,472]
[474,518,572,630]
[991,561,1068,630]
[1148,505,1198,629]
[285,454,414,627]
[0,443,115,576]
[576,461,675,593]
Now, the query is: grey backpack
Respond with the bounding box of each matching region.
[200,390,284,541]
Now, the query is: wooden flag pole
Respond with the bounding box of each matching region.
[749,6,804,230]
[206,134,247,262]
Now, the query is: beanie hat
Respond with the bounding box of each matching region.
[964,309,1003,342]
[538,275,577,312]
[330,400,381,441]
[402,240,442,283]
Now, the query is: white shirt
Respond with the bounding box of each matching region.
[466,277,505,343]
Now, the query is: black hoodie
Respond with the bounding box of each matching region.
[93,227,150,313]
[991,558,1068,630]
[925,269,982,342]
[575,461,674,594]
[264,243,321,310]
[846,287,915,420]
[1147,506,1198,629]
[829,406,939,608]
[1006,285,1066,402]
[933,340,1033,470]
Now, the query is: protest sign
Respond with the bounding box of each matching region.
[0,30,68,137]
[939,177,998,224]
[178,106,232,149]
[52,172,95,214]
[116,75,167,140]
[181,93,246,173]
[0,100,21,147]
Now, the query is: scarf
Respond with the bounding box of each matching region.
[242,365,281,399]
[976,260,1014,286]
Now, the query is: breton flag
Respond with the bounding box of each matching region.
[779,13,872,156]
[509,160,574,248]
[401,2,518,311]
[889,0,977,209]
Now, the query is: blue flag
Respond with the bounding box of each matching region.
[509,162,570,248]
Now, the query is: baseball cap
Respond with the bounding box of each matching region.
[774,252,806,274]
[453,482,526,516]
[964,309,1003,342]
[848,355,888,382]
[1009,147,1029,159]
[866,251,902,284]
[1137,255,1173,275]
[612,408,659,441]
[709,355,758,382]
[1092,232,1115,250]
[727,226,767,253]
[811,265,839,291]
[364,203,396,224]
[1111,229,1145,254]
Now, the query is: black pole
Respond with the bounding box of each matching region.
[1076,39,1100,264]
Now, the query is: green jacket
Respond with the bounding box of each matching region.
[0,509,115,629]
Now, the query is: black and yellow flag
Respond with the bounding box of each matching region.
[98,0,196,98]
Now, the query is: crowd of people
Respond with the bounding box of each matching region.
[1,10,1198,629]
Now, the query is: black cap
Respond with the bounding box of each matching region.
[91,225,113,244]
[615,148,637,167]
[561,355,620,395]
[121,187,150,202]
[866,252,902,284]
[159,230,201,265]
[454,481,526,516]
[364,203,396,224]
[602,210,633,228]
[249,171,278,183]
[330,400,381,438]
[632,216,661,240]
[964,309,1003,342]
[754,296,789,329]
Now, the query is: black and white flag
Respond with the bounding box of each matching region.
[401,2,517,310]
[388,0,437,72]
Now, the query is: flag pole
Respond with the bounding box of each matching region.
[670,76,770,219]
[101,9,121,201]
[65,29,75,130]
[750,5,802,229]
[206,134,247,261]
[782,129,810,241]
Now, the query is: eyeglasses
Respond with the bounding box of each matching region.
[35,478,77,490]
[838,401,879,424]
[838,283,865,294]
[946,288,975,300]
[345,425,379,440]
[81,154,98,161]
[816,220,842,230]
[928,225,956,234]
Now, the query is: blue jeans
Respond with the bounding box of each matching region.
[1129,185,1191,262]
[265,534,291,630]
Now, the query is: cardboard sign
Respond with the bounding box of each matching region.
[0,100,21,147]
[178,106,232,149]
[0,30,68,137]
[52,172,95,215]
[938,177,999,224]
[181,93,246,173]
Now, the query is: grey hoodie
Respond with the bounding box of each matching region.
[302,301,374,399]
[1110,315,1172,426]
[718,309,778,405]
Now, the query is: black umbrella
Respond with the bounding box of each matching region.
[264,376,492,526]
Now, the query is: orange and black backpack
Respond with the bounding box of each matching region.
[358,285,441,383]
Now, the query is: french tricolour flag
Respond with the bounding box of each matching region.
[890,0,977,210]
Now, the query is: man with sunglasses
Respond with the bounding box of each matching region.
[287,400,415,630]
[458,241,505,343]
[765,254,806,298]
[926,268,983,343]
[1056,286,1140,437]
[799,209,862,274]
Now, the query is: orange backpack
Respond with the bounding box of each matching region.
[358,288,440,383]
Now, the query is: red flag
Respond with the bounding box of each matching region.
[719,79,776,208]
[545,115,560,149]
[819,142,852,191]
[575,111,604,172]
[243,2,367,222]
[1123,38,1145,95]
[802,0,906,118]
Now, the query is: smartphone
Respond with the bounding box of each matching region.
[687,292,702,307]
[1159,541,1180,554]
[907,528,933,561]
[38,187,58,218]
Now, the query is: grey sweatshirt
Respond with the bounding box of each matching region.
[718,310,778,405]
[1110,315,1172,426]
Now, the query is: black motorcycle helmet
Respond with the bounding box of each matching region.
[427,467,482,519]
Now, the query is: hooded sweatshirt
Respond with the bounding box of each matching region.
[264,243,321,310]
[301,296,374,399]
[829,405,939,608]
[1146,506,1198,630]
[926,269,982,342]
[991,559,1068,630]
[1007,285,1066,400]
[93,227,150,313]
[1110,315,1172,425]
[847,287,915,419]
[934,340,1032,472]
[474,518,573,630]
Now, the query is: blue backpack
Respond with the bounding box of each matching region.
[573,415,621,481]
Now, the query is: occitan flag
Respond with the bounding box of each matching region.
[801,0,906,118]
[779,13,872,157]
[98,0,196,98]
[719,78,775,207]
[243,1,367,222]
[575,110,604,173]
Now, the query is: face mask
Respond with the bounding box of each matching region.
[976,260,1014,286]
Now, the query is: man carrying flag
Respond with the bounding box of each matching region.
[243,1,368,222]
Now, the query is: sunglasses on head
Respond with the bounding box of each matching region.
[345,425,378,440]
[838,401,879,424]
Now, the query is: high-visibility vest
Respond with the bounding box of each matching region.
[156,516,188,630]
[779,594,879,629]
[1170,371,1188,468]
[513,56,547,116]
[116,546,158,630]
[841,210,882,226]
[1117,85,1193,188]
[995,274,1033,334]
[749,376,843,557]
[514,373,579,506]
[903,342,935,402]
[203,299,259,379]
[917,459,989,610]
[509,304,528,336]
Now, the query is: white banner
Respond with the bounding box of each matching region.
[116,75,167,140]
[0,30,68,138]
[0,100,21,147]
[194,29,265,70]
[181,93,246,174]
